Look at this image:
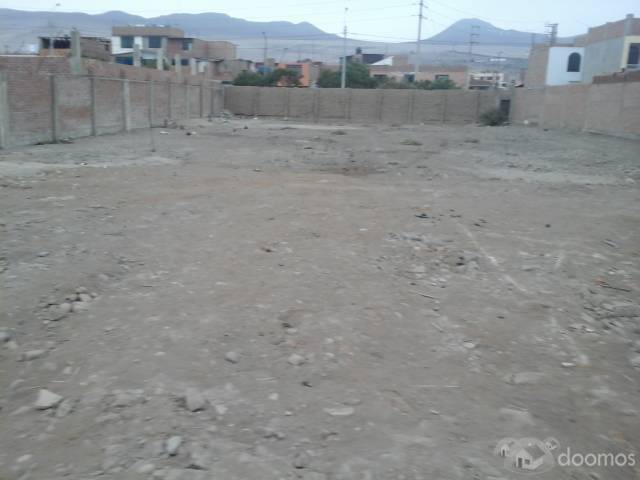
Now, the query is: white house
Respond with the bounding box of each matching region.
[545,46,585,85]
[513,444,546,471]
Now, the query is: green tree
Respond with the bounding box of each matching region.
[233,71,265,86]
[233,68,301,87]
[376,77,415,89]
[317,61,377,89]
[414,79,432,90]
[428,78,458,90]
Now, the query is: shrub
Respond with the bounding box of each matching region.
[479,108,508,126]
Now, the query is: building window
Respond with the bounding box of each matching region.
[567,52,581,72]
[182,40,192,51]
[115,56,133,65]
[148,36,162,48]
[628,44,639,67]
[120,36,134,49]
[435,74,449,80]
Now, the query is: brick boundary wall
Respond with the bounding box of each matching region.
[510,79,640,138]
[0,56,224,149]
[223,86,503,125]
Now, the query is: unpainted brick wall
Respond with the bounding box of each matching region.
[0,56,224,148]
[223,86,501,125]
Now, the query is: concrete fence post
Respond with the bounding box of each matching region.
[346,89,352,122]
[148,80,155,127]
[0,72,9,149]
[174,54,182,82]
[312,89,319,123]
[89,76,97,136]
[474,90,481,122]
[377,90,384,122]
[0,72,9,150]
[185,83,191,119]
[407,89,416,124]
[199,83,204,117]
[440,91,447,124]
[252,87,261,117]
[50,75,59,143]
[284,88,291,118]
[156,51,164,71]
[213,83,223,116]
[214,83,218,116]
[133,44,141,68]
[168,81,174,120]
[122,79,131,131]
[189,58,197,76]
[69,29,82,75]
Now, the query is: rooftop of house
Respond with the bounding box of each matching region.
[522,444,546,460]
[112,26,185,37]
[370,64,468,73]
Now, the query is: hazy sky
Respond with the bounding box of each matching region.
[3,0,638,41]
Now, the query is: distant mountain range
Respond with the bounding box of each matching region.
[0,8,337,50]
[424,18,571,46]
[0,8,552,61]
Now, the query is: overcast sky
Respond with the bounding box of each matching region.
[2,0,638,41]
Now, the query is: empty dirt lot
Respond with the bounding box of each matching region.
[1,119,639,480]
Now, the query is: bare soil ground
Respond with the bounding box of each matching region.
[1,119,639,480]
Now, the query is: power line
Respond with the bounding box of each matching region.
[467,24,479,63]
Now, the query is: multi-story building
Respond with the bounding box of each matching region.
[582,14,640,82]
[39,35,111,61]
[469,71,507,89]
[369,55,469,87]
[111,26,237,70]
[275,61,321,87]
[525,14,640,87]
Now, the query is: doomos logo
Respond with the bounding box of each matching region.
[494,437,559,475]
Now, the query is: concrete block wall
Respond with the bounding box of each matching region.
[511,80,640,137]
[413,91,446,123]
[0,56,224,148]
[223,86,501,125]
[288,89,314,119]
[317,89,347,120]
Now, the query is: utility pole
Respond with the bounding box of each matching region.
[545,23,558,45]
[413,0,424,83]
[262,32,268,64]
[341,7,348,89]
[467,25,479,64]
